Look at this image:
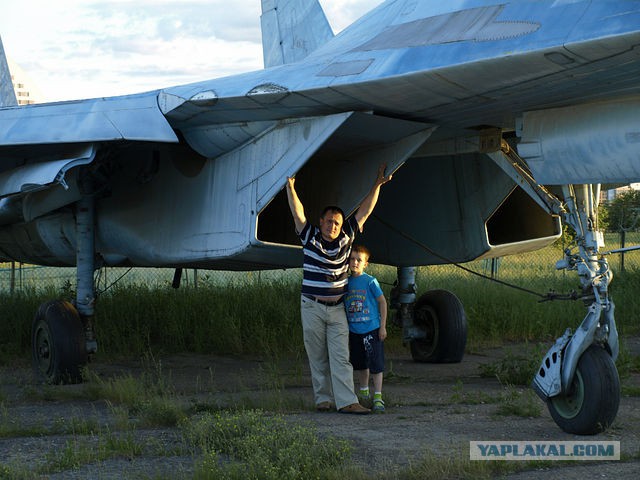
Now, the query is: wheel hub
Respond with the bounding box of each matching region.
[550,370,585,419]
[34,327,53,373]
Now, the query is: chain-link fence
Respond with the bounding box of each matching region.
[0,263,301,294]
[2,232,638,295]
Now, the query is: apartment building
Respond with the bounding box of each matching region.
[7,58,43,105]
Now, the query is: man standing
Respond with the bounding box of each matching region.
[286,164,392,413]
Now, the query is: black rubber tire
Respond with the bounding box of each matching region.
[409,289,467,363]
[547,345,620,435]
[32,300,87,384]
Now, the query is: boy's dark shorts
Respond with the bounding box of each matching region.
[349,329,385,373]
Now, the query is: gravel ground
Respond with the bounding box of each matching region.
[1,337,638,479]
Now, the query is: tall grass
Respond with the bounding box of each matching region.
[94,281,304,357]
[370,246,640,349]
[0,280,305,360]
[1,235,640,360]
[0,287,57,359]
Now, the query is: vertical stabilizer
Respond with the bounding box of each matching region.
[261,0,334,68]
[0,36,18,107]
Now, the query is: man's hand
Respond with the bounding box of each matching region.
[354,163,393,230]
[286,176,306,233]
[375,164,392,187]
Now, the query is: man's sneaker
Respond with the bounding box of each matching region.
[338,403,371,414]
[372,398,385,413]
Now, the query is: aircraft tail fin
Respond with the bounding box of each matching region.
[0,36,18,107]
[261,0,334,68]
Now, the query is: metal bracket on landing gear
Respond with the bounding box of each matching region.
[560,302,601,394]
[391,266,425,343]
[532,329,570,399]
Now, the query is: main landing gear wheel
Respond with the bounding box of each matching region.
[32,300,88,384]
[410,289,467,363]
[547,345,620,435]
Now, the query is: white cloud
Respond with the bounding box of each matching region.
[0,0,382,102]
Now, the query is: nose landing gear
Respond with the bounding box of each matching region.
[533,184,621,434]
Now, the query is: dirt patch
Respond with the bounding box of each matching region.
[1,338,639,478]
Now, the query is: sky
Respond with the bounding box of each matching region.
[0,0,383,102]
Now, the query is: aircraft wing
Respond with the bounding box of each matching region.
[0,93,178,146]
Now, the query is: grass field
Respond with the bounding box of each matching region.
[1,235,639,479]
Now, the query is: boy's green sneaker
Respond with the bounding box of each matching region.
[372,396,385,413]
[358,387,370,402]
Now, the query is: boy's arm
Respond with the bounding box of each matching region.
[377,294,388,341]
[286,176,306,233]
[354,164,392,232]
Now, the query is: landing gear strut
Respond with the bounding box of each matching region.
[32,173,98,383]
[392,266,467,363]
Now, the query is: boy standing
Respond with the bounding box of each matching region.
[345,245,388,413]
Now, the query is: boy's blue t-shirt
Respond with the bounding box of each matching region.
[345,272,384,334]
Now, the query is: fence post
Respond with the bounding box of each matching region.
[10,261,15,293]
[491,257,500,279]
[172,268,182,288]
[620,230,626,273]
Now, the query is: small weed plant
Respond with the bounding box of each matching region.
[478,347,545,386]
[494,387,543,418]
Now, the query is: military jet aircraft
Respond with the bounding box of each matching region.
[2,0,639,435]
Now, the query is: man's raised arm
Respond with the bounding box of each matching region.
[286,176,307,234]
[355,164,393,231]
